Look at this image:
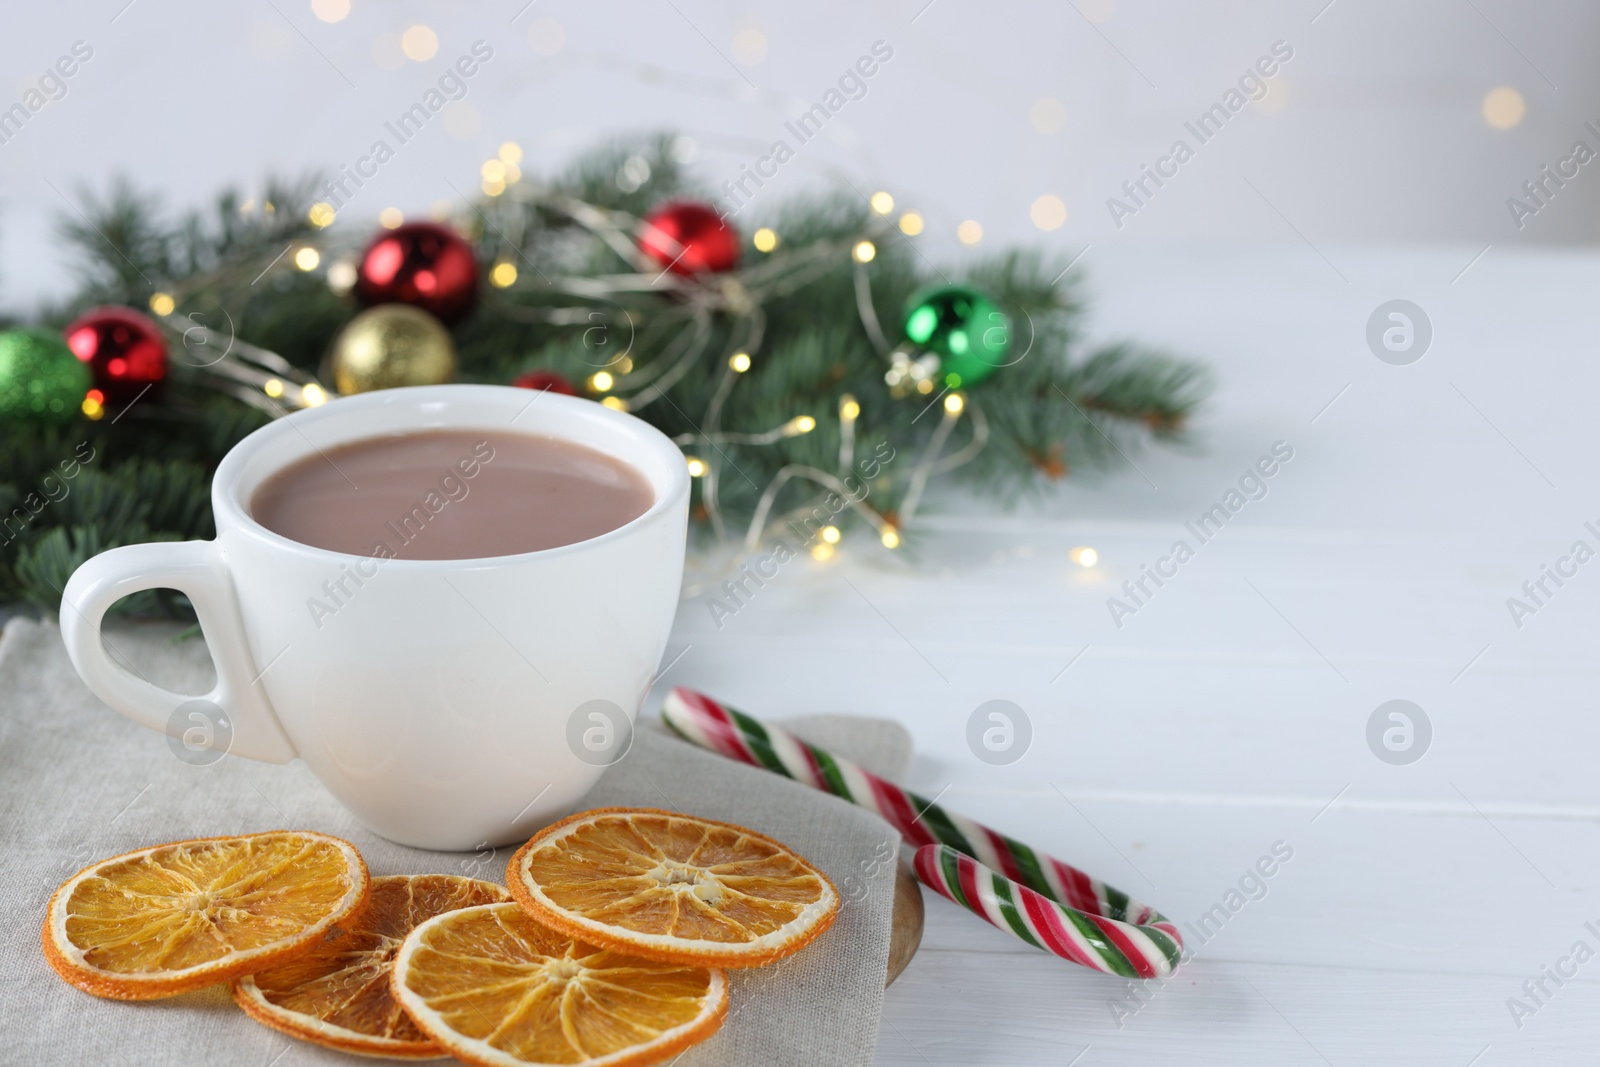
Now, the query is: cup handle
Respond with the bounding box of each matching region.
[60,540,297,763]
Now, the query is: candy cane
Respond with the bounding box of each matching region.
[662,687,1183,977]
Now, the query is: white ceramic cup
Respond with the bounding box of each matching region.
[60,385,689,850]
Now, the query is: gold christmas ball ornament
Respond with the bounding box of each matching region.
[328,304,457,395]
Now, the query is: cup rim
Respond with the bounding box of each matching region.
[212,384,690,566]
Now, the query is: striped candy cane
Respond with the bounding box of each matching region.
[914,845,1179,978]
[662,687,1182,978]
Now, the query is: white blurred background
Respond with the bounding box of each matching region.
[1,0,1597,315]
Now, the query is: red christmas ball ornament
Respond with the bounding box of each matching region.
[355,222,478,324]
[63,306,168,404]
[512,369,578,396]
[638,201,740,275]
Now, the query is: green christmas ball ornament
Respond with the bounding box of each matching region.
[0,329,92,422]
[902,285,1012,388]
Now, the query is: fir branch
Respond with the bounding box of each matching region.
[13,524,179,615]
[3,131,1213,614]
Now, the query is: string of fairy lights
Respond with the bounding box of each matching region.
[4,29,1194,596]
[128,138,1103,579]
[465,169,982,557]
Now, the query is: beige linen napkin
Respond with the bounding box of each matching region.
[0,617,909,1066]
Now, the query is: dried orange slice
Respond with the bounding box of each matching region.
[42,830,369,1001]
[392,902,727,1067]
[507,807,839,967]
[234,875,510,1058]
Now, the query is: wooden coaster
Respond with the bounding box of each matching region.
[886,858,924,986]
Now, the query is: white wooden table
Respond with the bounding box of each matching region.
[650,247,1600,1065]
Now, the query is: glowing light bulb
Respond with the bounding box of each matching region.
[263,378,285,398]
[729,352,751,373]
[379,207,404,229]
[308,202,336,228]
[685,457,707,477]
[498,142,523,164]
[840,394,860,421]
[294,247,321,271]
[1070,546,1099,567]
[301,383,329,407]
[811,543,835,561]
[1482,86,1525,130]
[590,371,614,392]
[1031,194,1067,231]
[481,159,506,183]
[401,24,439,61]
[880,527,901,549]
[957,220,983,245]
[852,240,876,263]
[752,227,778,252]
[898,212,924,236]
[821,525,841,544]
[870,191,894,215]
[327,260,357,292]
[601,396,629,411]
[786,415,816,435]
[944,392,965,415]
[148,293,175,316]
[312,0,350,23]
[489,262,518,288]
